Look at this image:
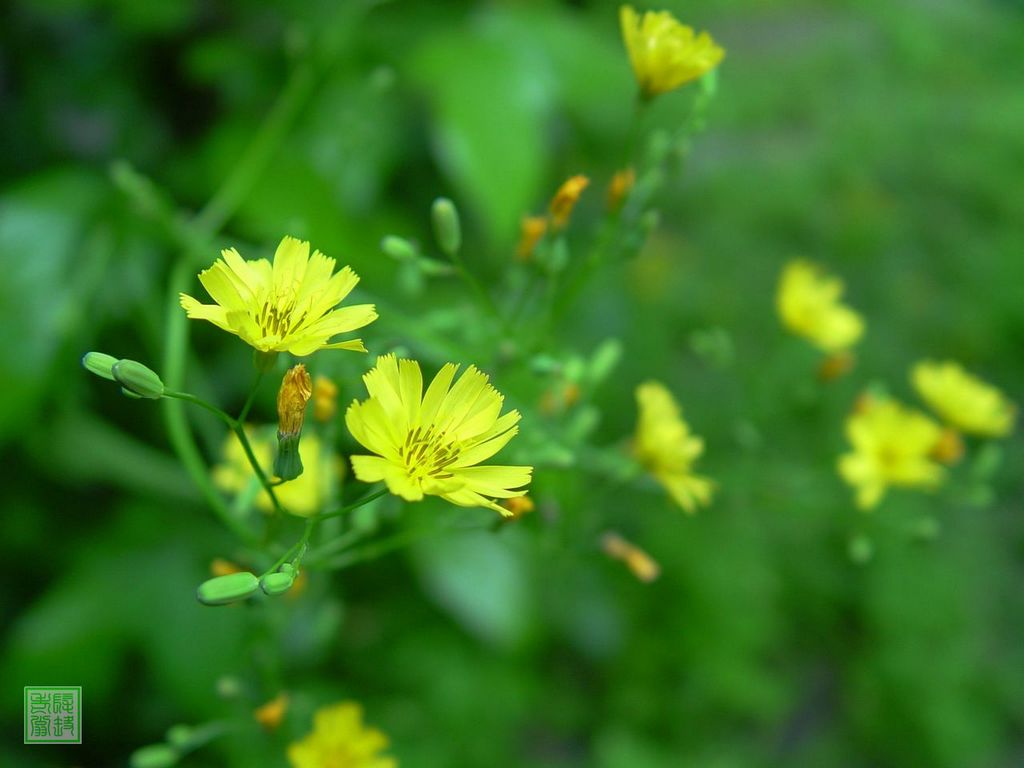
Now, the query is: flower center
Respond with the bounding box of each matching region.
[398,425,460,482]
[255,295,307,339]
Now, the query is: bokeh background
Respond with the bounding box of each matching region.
[3,0,1023,765]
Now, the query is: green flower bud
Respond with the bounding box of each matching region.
[112,360,165,399]
[260,571,295,596]
[431,197,462,256]
[130,744,180,768]
[196,572,259,606]
[81,352,119,381]
[381,235,418,261]
[121,388,144,399]
[274,433,303,482]
[588,339,623,384]
[165,725,193,749]
[279,563,297,577]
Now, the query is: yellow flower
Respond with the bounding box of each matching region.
[346,355,532,515]
[516,216,548,261]
[911,359,1015,437]
[213,429,335,516]
[837,396,944,510]
[180,235,377,356]
[620,5,725,99]
[776,259,864,353]
[287,701,395,768]
[633,381,713,513]
[549,175,589,230]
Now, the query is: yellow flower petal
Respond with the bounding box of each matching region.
[346,356,532,513]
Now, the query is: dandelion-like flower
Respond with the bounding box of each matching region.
[180,236,377,356]
[837,395,944,510]
[776,259,864,353]
[620,5,725,99]
[346,354,532,515]
[633,381,712,513]
[287,701,395,768]
[213,429,335,517]
[911,360,1015,438]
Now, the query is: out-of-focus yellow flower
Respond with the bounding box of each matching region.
[278,365,313,437]
[213,429,334,517]
[911,360,1015,437]
[620,5,725,99]
[346,355,533,515]
[313,375,339,423]
[776,259,864,353]
[500,495,535,518]
[517,216,548,261]
[549,175,589,230]
[837,395,944,510]
[607,167,636,211]
[633,381,713,513]
[254,693,289,731]
[180,236,377,356]
[601,531,660,582]
[287,701,395,768]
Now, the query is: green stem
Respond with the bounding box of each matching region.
[317,487,388,520]
[263,516,318,577]
[238,370,265,424]
[161,272,259,547]
[164,390,287,517]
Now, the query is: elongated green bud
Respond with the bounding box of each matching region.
[165,725,193,749]
[431,197,461,256]
[196,572,259,606]
[260,571,295,596]
[589,339,622,384]
[130,744,179,768]
[82,352,119,381]
[112,360,165,399]
[381,235,418,261]
[279,562,297,577]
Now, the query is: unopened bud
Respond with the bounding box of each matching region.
[549,175,589,230]
[431,197,462,256]
[260,571,295,596]
[601,532,660,582]
[499,496,535,519]
[607,167,636,211]
[254,692,290,730]
[196,572,259,606]
[517,216,547,261]
[112,360,165,399]
[589,339,622,384]
[275,364,312,481]
[130,744,180,768]
[381,235,418,261]
[82,351,119,381]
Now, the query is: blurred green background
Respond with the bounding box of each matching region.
[3,0,1023,765]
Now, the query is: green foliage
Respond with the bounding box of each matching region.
[2,0,1023,766]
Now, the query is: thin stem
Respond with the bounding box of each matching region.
[164,390,236,426]
[238,370,265,424]
[317,487,388,520]
[449,249,505,327]
[263,516,318,577]
[161,270,259,547]
[164,390,287,517]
